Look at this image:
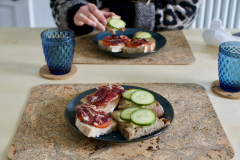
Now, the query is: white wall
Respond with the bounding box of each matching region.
[191,0,240,29]
[0,0,30,27]
[29,0,57,28]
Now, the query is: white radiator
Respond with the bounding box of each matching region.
[191,0,240,29]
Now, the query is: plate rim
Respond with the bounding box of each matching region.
[92,28,167,58]
[65,85,174,143]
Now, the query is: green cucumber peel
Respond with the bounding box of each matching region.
[135,32,152,39]
[130,90,155,106]
[108,18,126,29]
[130,108,156,126]
[120,107,141,121]
[122,89,140,101]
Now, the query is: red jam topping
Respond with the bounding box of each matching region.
[103,35,131,46]
[127,38,153,48]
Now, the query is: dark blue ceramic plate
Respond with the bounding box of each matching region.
[65,85,174,143]
[233,32,240,37]
[93,28,167,58]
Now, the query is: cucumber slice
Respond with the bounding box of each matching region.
[130,108,156,126]
[120,107,141,121]
[122,89,139,101]
[109,18,126,29]
[131,90,155,106]
[135,32,152,39]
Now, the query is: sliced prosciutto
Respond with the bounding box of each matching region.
[87,87,110,103]
[76,104,112,128]
[87,84,125,107]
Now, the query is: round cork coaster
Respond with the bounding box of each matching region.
[211,80,240,100]
[39,64,77,80]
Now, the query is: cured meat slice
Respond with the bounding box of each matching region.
[101,92,118,104]
[76,104,112,125]
[87,87,110,103]
[86,84,125,107]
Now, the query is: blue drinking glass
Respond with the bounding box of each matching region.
[41,28,75,75]
[218,41,240,92]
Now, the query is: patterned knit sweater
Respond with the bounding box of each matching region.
[50,0,202,35]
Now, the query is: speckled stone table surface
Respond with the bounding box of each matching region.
[8,83,234,160]
[73,30,195,65]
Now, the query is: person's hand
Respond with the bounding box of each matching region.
[74,3,119,31]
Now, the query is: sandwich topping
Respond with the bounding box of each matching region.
[103,35,130,46]
[108,18,126,29]
[76,104,112,128]
[126,39,153,48]
[120,108,156,127]
[87,84,125,107]
[122,89,155,106]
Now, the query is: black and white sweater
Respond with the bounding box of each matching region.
[50,0,202,35]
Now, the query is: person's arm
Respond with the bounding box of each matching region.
[107,0,136,28]
[50,0,119,35]
[50,0,94,35]
[153,0,203,30]
[73,3,118,32]
[132,0,202,31]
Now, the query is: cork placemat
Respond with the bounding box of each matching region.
[73,30,195,65]
[211,80,240,99]
[39,64,78,80]
[8,83,234,160]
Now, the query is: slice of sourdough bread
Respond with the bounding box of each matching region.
[111,110,170,140]
[81,96,120,115]
[98,40,125,52]
[105,16,125,34]
[75,117,117,137]
[122,42,156,54]
[118,97,164,118]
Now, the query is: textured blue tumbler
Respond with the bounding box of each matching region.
[41,28,75,75]
[218,42,240,92]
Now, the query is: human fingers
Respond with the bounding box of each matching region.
[74,4,96,27]
[101,11,120,19]
[101,7,110,12]
[85,12,105,31]
[88,3,107,25]
[79,21,84,26]
[74,14,85,26]
[76,13,97,27]
[74,6,85,26]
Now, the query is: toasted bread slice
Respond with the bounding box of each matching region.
[118,118,170,140]
[118,97,164,118]
[98,40,124,52]
[122,41,156,54]
[81,96,121,115]
[132,31,156,43]
[111,110,124,123]
[111,110,170,140]
[105,16,125,34]
[75,117,117,137]
[80,84,123,114]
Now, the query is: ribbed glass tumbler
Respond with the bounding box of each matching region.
[41,28,75,75]
[218,42,240,92]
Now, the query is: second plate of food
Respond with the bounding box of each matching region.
[65,85,174,143]
[93,28,167,58]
